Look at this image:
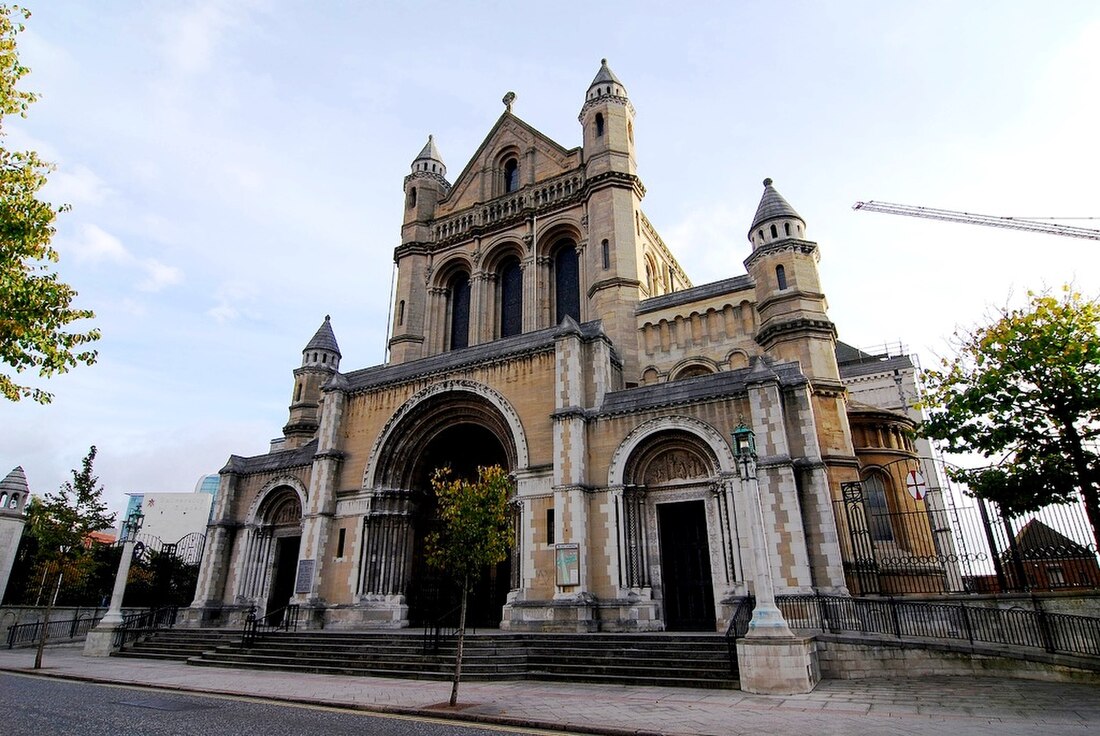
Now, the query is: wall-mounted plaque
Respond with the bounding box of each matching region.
[555,543,580,586]
[295,559,315,594]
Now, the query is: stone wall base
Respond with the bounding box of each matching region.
[82,625,118,657]
[737,635,820,694]
[501,596,601,632]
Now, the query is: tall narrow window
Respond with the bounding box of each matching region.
[776,264,788,290]
[336,528,346,558]
[449,272,471,350]
[546,508,555,545]
[601,239,610,270]
[863,474,894,542]
[295,383,302,402]
[770,224,778,238]
[407,187,416,209]
[397,300,405,326]
[500,257,523,337]
[784,222,791,236]
[504,158,519,193]
[595,113,605,137]
[554,243,580,324]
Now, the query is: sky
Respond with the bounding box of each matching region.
[3,1,1099,521]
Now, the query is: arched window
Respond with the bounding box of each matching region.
[449,272,471,350]
[553,242,580,324]
[862,473,894,542]
[770,224,778,238]
[397,300,405,326]
[776,264,787,290]
[407,187,416,209]
[499,257,523,337]
[595,113,605,137]
[504,158,519,193]
[784,222,791,236]
[295,383,302,402]
[645,260,654,295]
[601,239,610,270]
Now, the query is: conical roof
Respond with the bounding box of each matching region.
[0,466,28,503]
[414,134,444,165]
[304,315,341,357]
[588,58,625,92]
[749,178,804,236]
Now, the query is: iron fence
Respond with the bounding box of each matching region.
[775,594,1100,658]
[837,457,1100,595]
[6,611,104,648]
[241,604,300,647]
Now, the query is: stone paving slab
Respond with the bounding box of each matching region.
[1,644,1098,736]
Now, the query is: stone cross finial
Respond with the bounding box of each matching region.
[503,91,516,114]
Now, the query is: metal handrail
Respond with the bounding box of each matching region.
[423,603,464,654]
[723,596,755,674]
[113,606,179,649]
[241,604,300,648]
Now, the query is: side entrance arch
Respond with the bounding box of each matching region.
[613,420,739,632]
[235,484,304,620]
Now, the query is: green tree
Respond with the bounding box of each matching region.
[426,465,514,706]
[0,5,98,404]
[920,286,1100,550]
[25,445,114,667]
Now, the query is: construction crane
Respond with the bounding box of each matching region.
[852,201,1100,241]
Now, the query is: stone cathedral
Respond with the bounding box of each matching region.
[188,60,930,632]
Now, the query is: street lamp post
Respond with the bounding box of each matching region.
[101,509,144,625]
[84,509,144,656]
[731,423,794,637]
[731,421,818,694]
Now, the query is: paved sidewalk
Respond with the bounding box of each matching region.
[1,644,1098,735]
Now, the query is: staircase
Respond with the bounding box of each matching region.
[117,629,737,688]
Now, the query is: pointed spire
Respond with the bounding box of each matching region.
[304,315,341,358]
[749,178,805,237]
[410,134,447,178]
[589,58,625,92]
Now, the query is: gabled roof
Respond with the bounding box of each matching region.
[304,315,341,357]
[749,178,804,236]
[1014,518,1093,559]
[439,113,580,212]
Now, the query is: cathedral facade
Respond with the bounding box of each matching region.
[189,61,932,632]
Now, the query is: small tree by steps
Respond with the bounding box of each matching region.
[425,465,514,707]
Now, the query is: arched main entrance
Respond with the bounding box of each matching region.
[236,485,303,620]
[363,383,524,628]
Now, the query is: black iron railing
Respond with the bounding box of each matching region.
[423,603,464,654]
[113,606,179,649]
[771,594,1100,658]
[723,596,755,674]
[241,604,300,647]
[6,611,104,648]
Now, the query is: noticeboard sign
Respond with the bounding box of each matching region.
[555,543,580,587]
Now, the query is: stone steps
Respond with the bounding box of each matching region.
[118,629,738,688]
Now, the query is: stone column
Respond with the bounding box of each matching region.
[190,470,241,610]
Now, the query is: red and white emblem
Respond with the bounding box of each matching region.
[905,470,927,501]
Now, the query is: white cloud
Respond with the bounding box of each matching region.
[44,164,112,207]
[206,279,259,323]
[69,223,130,263]
[138,259,184,292]
[661,203,754,282]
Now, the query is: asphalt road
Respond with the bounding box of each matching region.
[0,673,560,736]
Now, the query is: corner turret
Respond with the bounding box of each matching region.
[283,316,341,449]
[402,135,451,245]
[579,59,637,177]
[748,177,807,249]
[0,466,29,604]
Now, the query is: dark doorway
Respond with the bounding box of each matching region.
[405,423,511,628]
[266,536,301,620]
[658,501,716,631]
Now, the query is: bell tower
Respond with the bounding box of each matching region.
[283,316,341,449]
[579,59,646,381]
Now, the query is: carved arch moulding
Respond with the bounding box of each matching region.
[362,379,531,490]
[607,415,737,488]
